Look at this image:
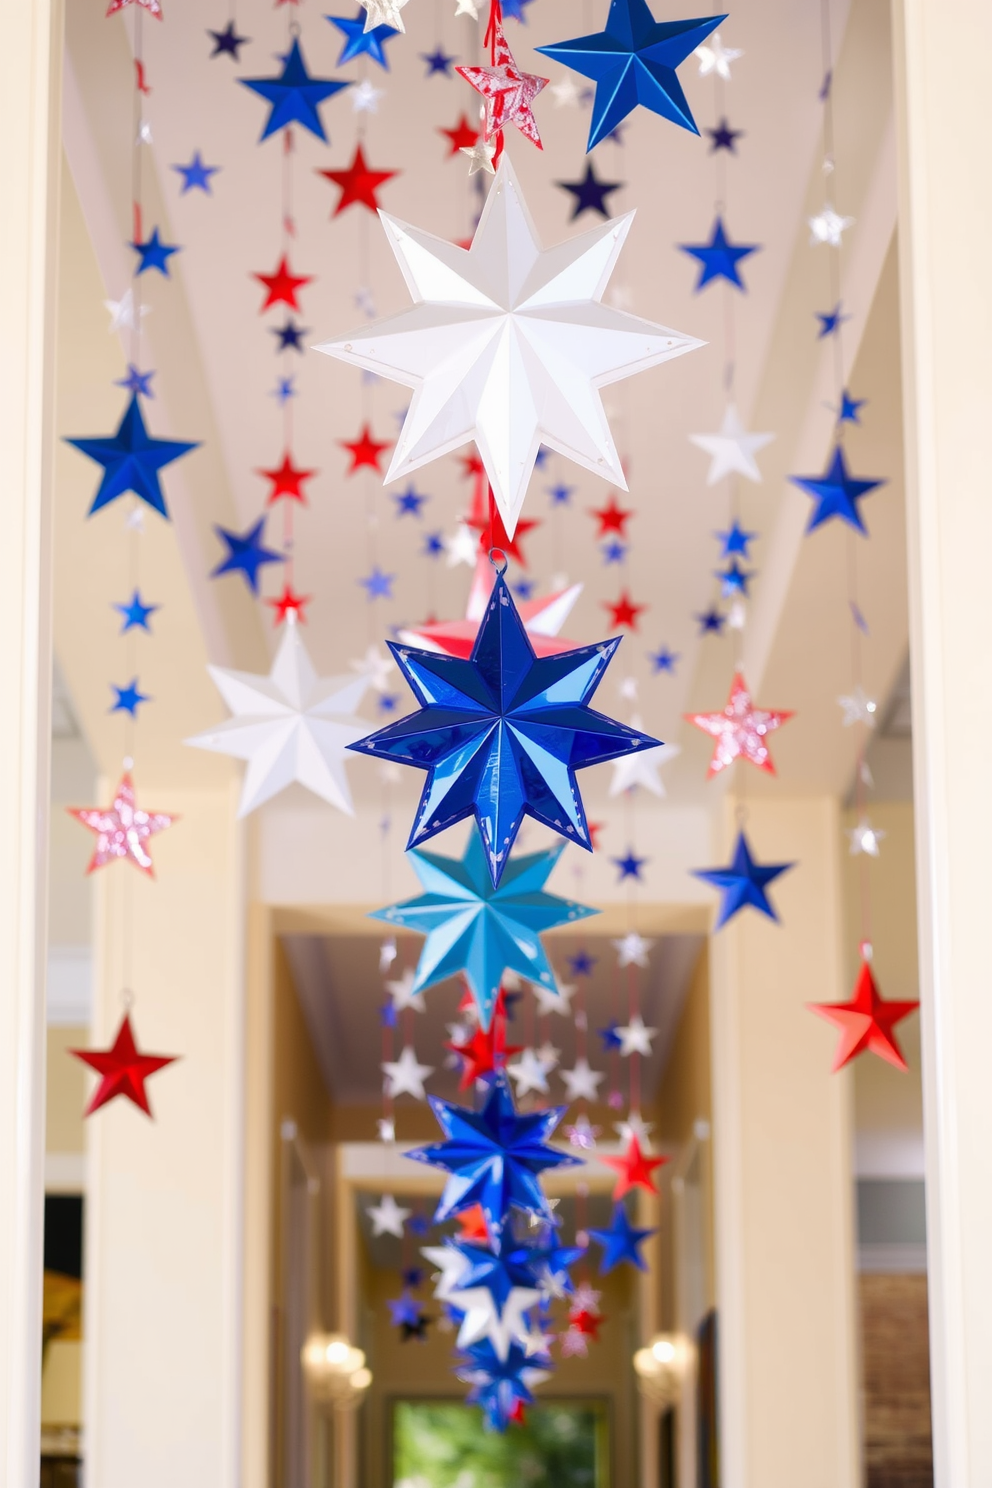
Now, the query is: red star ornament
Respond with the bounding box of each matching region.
[258,450,317,505]
[340,423,392,475]
[318,144,399,216]
[456,7,547,152]
[687,668,794,779]
[604,590,648,631]
[69,772,175,877]
[70,1012,177,1118]
[455,1204,491,1243]
[440,114,481,157]
[469,492,540,568]
[253,254,313,313]
[447,1023,522,1090]
[569,1309,605,1340]
[809,961,919,1072]
[590,494,634,539]
[602,1135,669,1200]
[107,0,161,15]
[459,452,486,480]
[266,583,312,625]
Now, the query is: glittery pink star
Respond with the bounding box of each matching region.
[571,1282,601,1315]
[559,1327,589,1359]
[456,7,547,150]
[69,771,176,877]
[106,0,162,15]
[686,669,794,778]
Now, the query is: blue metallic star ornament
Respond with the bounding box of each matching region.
[272,318,308,353]
[423,531,445,558]
[421,45,457,75]
[370,834,597,1027]
[329,12,400,70]
[588,1200,656,1273]
[556,161,624,220]
[838,389,867,425]
[502,0,536,19]
[509,1229,584,1296]
[387,1292,423,1327]
[547,483,574,506]
[406,1073,579,1237]
[115,364,155,399]
[537,0,724,152]
[717,560,752,598]
[208,21,250,59]
[210,517,284,594]
[816,302,850,339]
[789,445,885,536]
[110,679,150,717]
[271,375,297,404]
[458,1338,550,1432]
[66,395,199,519]
[349,573,662,886]
[648,645,679,674]
[452,1239,539,1306]
[716,520,757,559]
[240,37,350,142]
[359,566,395,600]
[695,607,725,636]
[394,483,428,517]
[612,848,648,882]
[172,151,220,194]
[598,1022,623,1052]
[130,227,180,277]
[692,829,794,929]
[679,216,759,291]
[114,590,159,633]
[568,950,597,978]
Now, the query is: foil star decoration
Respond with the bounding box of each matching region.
[809,959,918,1071]
[790,445,886,535]
[689,404,774,484]
[186,620,371,816]
[208,21,250,59]
[556,160,624,219]
[328,11,400,68]
[693,829,794,929]
[848,819,886,858]
[808,204,855,247]
[210,517,284,594]
[316,156,702,538]
[318,143,399,214]
[687,670,794,778]
[70,1012,176,1118]
[537,0,723,152]
[609,716,679,797]
[694,30,742,78]
[588,1200,656,1273]
[382,1044,435,1100]
[603,1135,667,1199]
[447,1019,522,1089]
[368,1194,411,1237]
[406,1072,579,1237]
[350,571,662,885]
[838,685,877,727]
[362,0,411,31]
[254,254,313,313]
[680,216,760,292]
[458,1337,551,1432]
[240,37,351,142]
[456,7,548,152]
[370,835,597,1028]
[65,395,199,519]
[69,772,175,877]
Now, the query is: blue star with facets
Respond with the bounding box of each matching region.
[387,1292,423,1328]
[272,319,308,353]
[423,531,445,558]
[211,517,284,594]
[421,45,457,75]
[696,607,725,636]
[115,364,155,399]
[394,484,429,517]
[838,389,867,425]
[648,645,679,674]
[680,216,759,292]
[208,21,250,60]
[451,1239,539,1306]
[602,540,627,565]
[114,590,159,633]
[693,829,794,929]
[349,573,661,887]
[716,520,757,559]
[406,1073,579,1238]
[110,679,150,717]
[65,395,199,519]
[547,483,574,506]
[329,12,400,70]
[360,566,395,600]
[130,227,180,277]
[717,560,753,598]
[458,1338,550,1433]
[598,1022,623,1052]
[271,375,297,404]
[171,151,220,194]
[612,848,648,882]
[568,950,597,978]
[502,0,536,18]
[556,161,625,220]
[371,835,596,1028]
[240,37,350,142]
[509,1228,584,1296]
[816,302,850,339]
[789,445,885,535]
[588,1200,656,1273]
[537,0,724,152]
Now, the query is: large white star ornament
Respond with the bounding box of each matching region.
[690,404,774,484]
[610,720,680,798]
[449,1284,541,1360]
[368,1194,411,1238]
[381,1045,434,1100]
[104,288,150,333]
[316,158,703,538]
[186,620,371,816]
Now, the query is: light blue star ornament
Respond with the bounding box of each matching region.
[536,0,725,152]
[349,572,662,887]
[65,395,199,519]
[240,37,351,142]
[371,833,598,1027]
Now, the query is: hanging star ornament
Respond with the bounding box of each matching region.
[383,1044,435,1100]
[790,445,886,536]
[240,38,350,142]
[362,0,410,30]
[609,716,679,798]
[315,156,702,538]
[559,1057,604,1103]
[536,0,724,152]
[556,161,625,220]
[208,21,250,59]
[370,835,597,1028]
[809,960,918,1072]
[687,670,793,778]
[70,772,175,876]
[458,1337,551,1432]
[186,621,371,816]
[329,11,400,69]
[456,7,548,153]
[588,1200,656,1273]
[693,829,794,929]
[70,1012,176,1118]
[211,517,284,593]
[603,1135,668,1199]
[349,570,662,886]
[680,216,760,291]
[368,1194,411,1237]
[66,395,199,520]
[318,143,399,214]
[695,30,742,78]
[690,404,774,484]
[808,204,855,247]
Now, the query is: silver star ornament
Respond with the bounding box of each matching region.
[690,404,774,484]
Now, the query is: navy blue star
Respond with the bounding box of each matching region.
[547,483,574,506]
[680,216,759,292]
[402,1266,425,1289]
[556,161,624,220]
[349,572,661,886]
[114,590,159,633]
[588,1200,656,1273]
[211,517,284,594]
[568,950,597,978]
[171,151,220,195]
[394,484,428,517]
[270,375,297,404]
[648,645,679,673]
[114,364,155,399]
[790,445,885,535]
[696,607,725,636]
[716,520,757,559]
[602,539,627,565]
[329,12,399,70]
[838,389,867,425]
[110,679,151,717]
[378,694,400,715]
[208,21,250,60]
[706,116,743,152]
[421,45,457,75]
[65,395,199,519]
[359,566,395,600]
[240,37,350,142]
[598,1022,623,1052]
[816,302,850,339]
[272,319,308,354]
[423,531,445,558]
[693,829,794,929]
[612,848,648,882]
[537,1,724,152]
[408,1214,430,1237]
[717,560,753,598]
[131,227,180,277]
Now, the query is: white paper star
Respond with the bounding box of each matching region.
[524,1326,555,1356]
[368,1194,411,1238]
[362,0,410,32]
[571,1282,601,1315]
[317,157,702,538]
[423,1243,473,1300]
[352,79,384,113]
[532,981,576,1018]
[838,686,877,727]
[382,1045,434,1100]
[536,1040,560,1072]
[379,937,398,972]
[507,1047,552,1096]
[613,932,654,969]
[461,139,497,175]
[377,1117,396,1144]
[450,1284,541,1360]
[454,0,478,14]
[614,1112,654,1148]
[351,643,395,693]
[689,404,774,485]
[616,1014,657,1057]
[610,720,680,798]
[104,288,149,333]
[809,205,855,247]
[695,32,743,79]
[550,76,582,107]
[560,1057,604,1103]
[386,968,427,1014]
[445,523,479,568]
[186,621,371,816]
[848,819,885,858]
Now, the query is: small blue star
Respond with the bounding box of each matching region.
[680,216,760,292]
[208,21,250,60]
[696,607,725,636]
[648,645,679,674]
[556,161,624,220]
[838,389,867,425]
[110,678,151,717]
[360,566,395,600]
[567,950,597,978]
[717,560,753,598]
[114,590,159,633]
[270,375,297,404]
[598,1022,623,1052]
[211,517,284,594]
[394,484,428,518]
[502,0,535,18]
[114,364,155,399]
[171,151,220,195]
[329,13,399,71]
[421,45,457,75]
[379,693,400,714]
[789,445,886,536]
[602,539,627,565]
[272,319,308,353]
[716,521,757,559]
[693,829,794,929]
[612,848,648,882]
[534,446,550,469]
[240,36,351,142]
[423,531,445,558]
[588,1201,656,1273]
[408,1214,430,1237]
[513,579,536,601]
[816,303,850,339]
[402,1266,425,1290]
[387,1292,422,1328]
[706,117,744,153]
[547,483,574,506]
[130,227,180,278]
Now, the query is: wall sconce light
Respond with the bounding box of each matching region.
[302,1333,372,1408]
[633,1333,689,1408]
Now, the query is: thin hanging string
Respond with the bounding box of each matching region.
[282,124,296,587]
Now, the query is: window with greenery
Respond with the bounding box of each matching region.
[392,1399,609,1487]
